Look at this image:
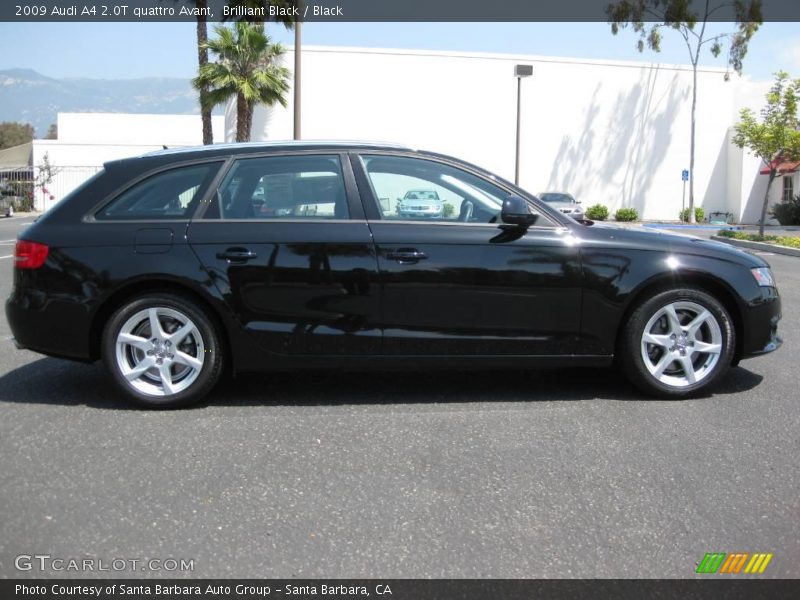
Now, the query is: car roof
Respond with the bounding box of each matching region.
[104,140,414,170]
[145,140,412,157]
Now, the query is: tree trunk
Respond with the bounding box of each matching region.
[195,1,213,145]
[245,101,254,142]
[236,93,248,142]
[688,63,698,224]
[759,171,776,237]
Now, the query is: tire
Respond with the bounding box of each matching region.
[102,293,223,408]
[619,287,735,398]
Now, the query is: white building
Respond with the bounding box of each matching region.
[31,112,224,210]
[237,46,792,224]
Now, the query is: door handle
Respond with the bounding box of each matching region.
[386,249,428,263]
[216,248,258,262]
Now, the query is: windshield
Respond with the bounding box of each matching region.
[539,193,575,204]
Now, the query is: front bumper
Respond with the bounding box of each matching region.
[739,289,782,360]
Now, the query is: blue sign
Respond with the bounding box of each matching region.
[682,169,689,181]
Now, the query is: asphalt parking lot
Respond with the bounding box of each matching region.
[0,215,798,579]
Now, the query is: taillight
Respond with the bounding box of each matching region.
[14,240,49,269]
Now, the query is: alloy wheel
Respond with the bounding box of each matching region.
[640,300,723,388]
[115,306,205,397]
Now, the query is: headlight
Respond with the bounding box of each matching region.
[751,267,775,287]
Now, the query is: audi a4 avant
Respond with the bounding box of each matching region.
[6,142,781,408]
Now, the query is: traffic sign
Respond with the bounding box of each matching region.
[682,169,689,181]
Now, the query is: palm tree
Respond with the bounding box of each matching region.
[195,0,213,145]
[193,22,291,142]
[175,1,213,145]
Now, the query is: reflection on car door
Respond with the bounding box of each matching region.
[187,153,381,356]
[354,153,583,356]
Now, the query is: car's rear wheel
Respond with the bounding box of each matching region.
[102,293,223,408]
[620,287,734,398]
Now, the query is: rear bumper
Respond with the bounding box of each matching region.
[5,291,93,361]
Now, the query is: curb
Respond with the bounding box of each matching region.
[643,223,738,230]
[710,235,800,258]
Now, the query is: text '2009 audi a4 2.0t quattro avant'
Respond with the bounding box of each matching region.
[6,142,782,407]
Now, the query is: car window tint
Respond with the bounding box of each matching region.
[96,163,220,220]
[207,155,348,220]
[361,155,508,223]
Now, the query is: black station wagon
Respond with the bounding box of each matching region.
[6,142,782,407]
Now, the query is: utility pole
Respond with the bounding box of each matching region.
[293,6,302,140]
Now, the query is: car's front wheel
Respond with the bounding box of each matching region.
[620,287,735,398]
[102,293,223,408]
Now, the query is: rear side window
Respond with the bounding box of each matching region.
[96,162,221,221]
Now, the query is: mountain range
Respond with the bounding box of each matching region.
[0,69,211,137]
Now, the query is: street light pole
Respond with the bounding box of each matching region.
[293,8,302,140]
[513,65,533,186]
[515,76,522,185]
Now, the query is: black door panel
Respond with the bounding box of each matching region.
[371,223,582,355]
[188,221,380,355]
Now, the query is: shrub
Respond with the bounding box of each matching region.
[614,207,639,221]
[717,229,800,249]
[585,204,609,220]
[679,207,705,222]
[442,202,455,218]
[770,194,800,225]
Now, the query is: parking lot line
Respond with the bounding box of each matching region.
[0,255,13,260]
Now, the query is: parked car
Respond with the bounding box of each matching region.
[397,189,443,218]
[538,192,584,220]
[0,198,13,218]
[6,142,781,408]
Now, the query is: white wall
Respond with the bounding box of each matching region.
[238,46,774,222]
[31,113,225,210]
[57,112,225,146]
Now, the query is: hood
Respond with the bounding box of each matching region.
[400,198,442,205]
[575,222,768,268]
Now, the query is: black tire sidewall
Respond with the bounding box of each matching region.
[102,293,222,408]
[621,287,735,398]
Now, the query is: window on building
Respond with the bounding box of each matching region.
[783,175,794,202]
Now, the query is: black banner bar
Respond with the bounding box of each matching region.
[2,0,800,23]
[3,579,800,600]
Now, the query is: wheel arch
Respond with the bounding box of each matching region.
[89,278,231,368]
[614,271,745,362]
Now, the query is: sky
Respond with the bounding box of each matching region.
[0,21,798,82]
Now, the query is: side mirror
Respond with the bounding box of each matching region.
[501,195,538,227]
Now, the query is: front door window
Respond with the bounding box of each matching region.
[360,154,515,224]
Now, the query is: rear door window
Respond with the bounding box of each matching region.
[204,154,348,220]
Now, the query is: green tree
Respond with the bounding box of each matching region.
[607,0,762,223]
[193,22,290,143]
[732,72,800,236]
[45,123,58,140]
[0,122,34,150]
[224,1,301,138]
